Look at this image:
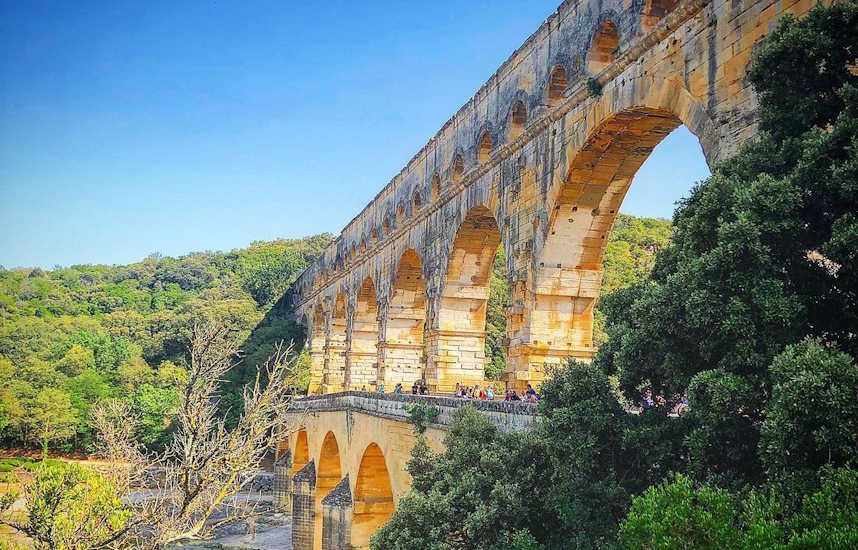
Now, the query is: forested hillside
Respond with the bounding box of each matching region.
[0,215,669,453]
[0,234,333,452]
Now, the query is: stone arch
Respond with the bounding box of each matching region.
[509,100,527,140]
[292,430,310,475]
[413,189,422,212]
[382,248,426,387]
[509,82,715,390]
[428,205,502,391]
[396,202,405,225]
[477,131,493,163]
[451,154,464,184]
[431,173,441,202]
[349,276,379,390]
[546,65,568,106]
[352,443,394,548]
[314,431,342,548]
[587,19,619,74]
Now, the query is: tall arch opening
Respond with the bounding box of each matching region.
[428,205,502,391]
[383,249,425,388]
[509,101,527,140]
[431,173,441,202]
[478,132,493,163]
[587,20,619,74]
[509,107,705,391]
[352,443,394,549]
[324,292,347,393]
[308,304,326,394]
[292,430,310,475]
[546,65,568,106]
[315,431,342,550]
[349,276,379,390]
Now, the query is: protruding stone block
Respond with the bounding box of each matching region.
[272,449,293,514]
[292,460,316,550]
[322,475,353,550]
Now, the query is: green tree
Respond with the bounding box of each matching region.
[54,344,95,377]
[597,1,858,486]
[66,369,113,447]
[132,384,179,449]
[619,468,858,550]
[760,339,858,478]
[115,355,155,391]
[27,388,77,457]
[0,461,133,549]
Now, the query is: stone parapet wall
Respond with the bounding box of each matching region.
[290,391,538,433]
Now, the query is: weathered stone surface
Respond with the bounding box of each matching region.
[291,461,316,550]
[283,0,830,545]
[273,450,293,514]
[288,0,826,396]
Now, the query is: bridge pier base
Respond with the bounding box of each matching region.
[322,476,354,550]
[292,461,316,550]
[272,450,293,514]
[425,328,486,392]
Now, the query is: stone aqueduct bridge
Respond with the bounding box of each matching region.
[288,0,821,396]
[276,393,537,550]
[277,0,823,547]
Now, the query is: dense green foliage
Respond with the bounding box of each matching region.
[0,235,332,453]
[0,461,132,550]
[374,4,858,548]
[620,468,858,550]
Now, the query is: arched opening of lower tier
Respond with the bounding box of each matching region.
[349,276,379,390]
[292,430,310,476]
[352,443,394,549]
[323,292,347,393]
[314,431,342,550]
[382,249,425,388]
[507,107,706,390]
[308,305,326,394]
[428,205,502,392]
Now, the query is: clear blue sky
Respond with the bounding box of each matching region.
[0,0,710,269]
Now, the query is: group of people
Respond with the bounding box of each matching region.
[360,380,540,403]
[452,382,539,403]
[365,380,430,395]
[503,385,539,403]
[454,382,495,400]
[639,388,690,415]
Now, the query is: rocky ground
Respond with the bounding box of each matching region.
[170,501,292,550]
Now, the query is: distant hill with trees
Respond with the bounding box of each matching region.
[0,234,333,453]
[0,214,670,454]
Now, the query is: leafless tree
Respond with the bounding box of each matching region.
[2,322,302,549]
[146,323,301,545]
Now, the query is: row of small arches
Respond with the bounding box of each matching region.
[308,9,678,290]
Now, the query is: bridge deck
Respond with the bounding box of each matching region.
[290,391,538,433]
